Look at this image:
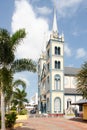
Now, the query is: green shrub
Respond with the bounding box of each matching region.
[0,111,17,129]
[5,111,17,128]
[10,106,17,111]
[19,109,27,115]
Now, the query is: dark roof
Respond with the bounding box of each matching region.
[64,88,81,95]
[72,99,87,105]
[64,67,80,76]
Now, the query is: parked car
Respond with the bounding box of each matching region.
[30,109,36,114]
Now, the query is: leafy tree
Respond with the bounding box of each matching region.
[76,61,87,99]
[0,28,36,130]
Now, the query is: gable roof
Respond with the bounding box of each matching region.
[64,88,82,95]
[72,99,87,105]
[64,67,80,76]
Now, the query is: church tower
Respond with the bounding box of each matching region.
[46,7,64,114]
[38,5,64,114]
[38,3,82,115]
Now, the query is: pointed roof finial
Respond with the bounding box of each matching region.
[52,1,58,33]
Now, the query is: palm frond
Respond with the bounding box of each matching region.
[13,79,26,89]
[10,29,26,51]
[12,88,28,110]
[11,58,36,73]
[76,61,87,99]
[0,29,14,64]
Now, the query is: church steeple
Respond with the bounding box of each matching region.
[52,6,58,33]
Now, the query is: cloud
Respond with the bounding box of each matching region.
[30,0,40,3]
[72,29,87,36]
[64,44,71,57]
[52,0,83,17]
[76,48,86,58]
[11,0,50,61]
[35,6,52,15]
[72,31,79,36]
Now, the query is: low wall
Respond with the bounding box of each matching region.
[16,115,28,120]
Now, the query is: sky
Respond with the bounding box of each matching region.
[0,0,87,101]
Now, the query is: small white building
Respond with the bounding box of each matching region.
[31,93,38,105]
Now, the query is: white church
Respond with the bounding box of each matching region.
[38,8,82,114]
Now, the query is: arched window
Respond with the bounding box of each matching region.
[54,97,61,113]
[54,74,61,90]
[67,99,71,109]
[55,47,61,55]
[47,76,49,83]
[55,61,57,69]
[47,49,50,57]
[58,61,60,69]
[55,61,61,69]
[47,98,50,112]
[55,47,58,55]
[58,47,60,55]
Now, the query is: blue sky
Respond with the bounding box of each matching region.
[0,0,87,100]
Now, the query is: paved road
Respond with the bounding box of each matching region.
[16,117,87,130]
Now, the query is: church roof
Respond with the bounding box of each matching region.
[72,99,87,105]
[64,88,81,95]
[64,67,80,76]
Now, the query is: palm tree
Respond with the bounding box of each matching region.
[0,28,36,130]
[0,28,15,130]
[13,79,26,90]
[76,61,87,99]
[12,88,28,113]
[5,79,27,112]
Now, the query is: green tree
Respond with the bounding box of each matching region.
[0,28,36,130]
[12,88,28,113]
[13,79,26,90]
[0,29,15,130]
[76,61,87,99]
[5,79,27,112]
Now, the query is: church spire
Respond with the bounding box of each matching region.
[52,6,58,33]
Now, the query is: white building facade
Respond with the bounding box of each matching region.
[38,9,82,114]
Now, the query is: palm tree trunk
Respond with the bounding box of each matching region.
[1,90,6,130]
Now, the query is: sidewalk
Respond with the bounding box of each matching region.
[15,116,87,130]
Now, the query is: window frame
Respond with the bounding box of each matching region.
[55,46,61,55]
[54,97,61,113]
[55,61,61,69]
[54,74,61,90]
